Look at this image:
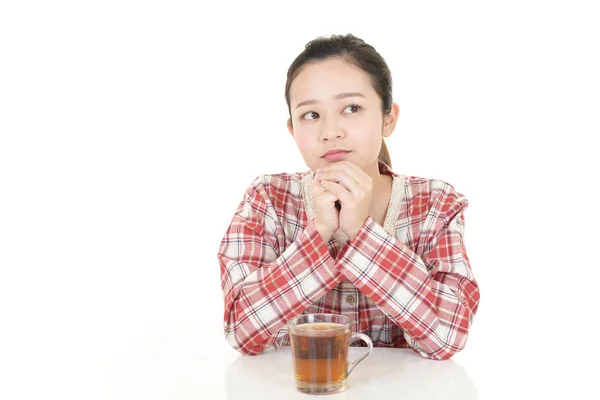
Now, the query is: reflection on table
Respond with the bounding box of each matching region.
[226,347,479,399]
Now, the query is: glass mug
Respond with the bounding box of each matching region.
[287,313,373,395]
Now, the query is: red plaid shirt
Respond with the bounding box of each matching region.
[218,162,480,360]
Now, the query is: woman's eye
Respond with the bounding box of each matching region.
[302,111,319,120]
[343,104,361,114]
[302,104,360,120]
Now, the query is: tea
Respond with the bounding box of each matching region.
[290,322,350,385]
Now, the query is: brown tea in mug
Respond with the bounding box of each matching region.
[290,322,351,385]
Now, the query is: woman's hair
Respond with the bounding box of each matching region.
[285,33,393,168]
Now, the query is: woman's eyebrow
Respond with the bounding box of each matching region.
[295,92,365,109]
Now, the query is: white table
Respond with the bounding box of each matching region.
[225,347,479,399]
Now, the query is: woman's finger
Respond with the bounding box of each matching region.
[313,179,338,201]
[320,180,352,205]
[320,161,367,185]
[316,170,361,196]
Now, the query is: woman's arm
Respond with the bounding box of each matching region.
[218,176,343,355]
[336,182,480,360]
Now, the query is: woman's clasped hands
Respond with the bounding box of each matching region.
[312,161,373,243]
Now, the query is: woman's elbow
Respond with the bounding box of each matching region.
[411,333,469,361]
[414,345,462,361]
[225,330,272,356]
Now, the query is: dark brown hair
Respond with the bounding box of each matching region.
[285,33,393,167]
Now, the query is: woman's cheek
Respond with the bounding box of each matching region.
[294,129,315,149]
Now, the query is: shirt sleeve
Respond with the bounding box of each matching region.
[218,177,343,355]
[336,182,480,360]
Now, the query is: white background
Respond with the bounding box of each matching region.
[1,1,599,399]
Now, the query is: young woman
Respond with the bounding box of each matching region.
[218,34,480,360]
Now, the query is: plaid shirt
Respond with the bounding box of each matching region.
[218,162,480,360]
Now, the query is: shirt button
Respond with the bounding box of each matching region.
[346,295,355,305]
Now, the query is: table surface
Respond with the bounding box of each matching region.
[226,347,479,399]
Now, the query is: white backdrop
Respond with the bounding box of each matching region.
[1,1,599,399]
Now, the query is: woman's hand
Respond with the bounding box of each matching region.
[312,178,340,243]
[314,161,372,241]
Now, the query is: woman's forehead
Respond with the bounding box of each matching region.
[290,59,376,106]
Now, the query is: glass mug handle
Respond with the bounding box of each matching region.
[346,333,373,377]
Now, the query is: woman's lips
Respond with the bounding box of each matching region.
[322,151,349,161]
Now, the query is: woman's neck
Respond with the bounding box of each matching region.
[365,162,391,193]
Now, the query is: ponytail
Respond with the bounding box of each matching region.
[378,140,392,168]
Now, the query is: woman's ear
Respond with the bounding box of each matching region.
[382,102,400,138]
[287,118,294,137]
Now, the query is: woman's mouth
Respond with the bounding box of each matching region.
[322,150,350,162]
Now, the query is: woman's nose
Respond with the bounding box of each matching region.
[320,119,344,141]
[321,131,343,141]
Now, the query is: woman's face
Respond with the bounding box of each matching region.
[287,57,392,172]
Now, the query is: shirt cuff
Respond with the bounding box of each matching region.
[287,219,339,281]
[336,216,428,285]
[336,216,378,260]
